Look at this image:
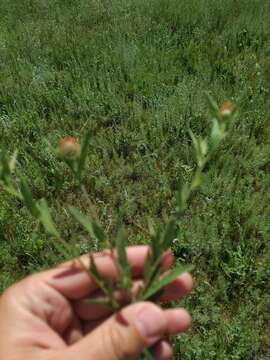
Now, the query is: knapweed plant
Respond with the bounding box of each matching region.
[0,95,237,357]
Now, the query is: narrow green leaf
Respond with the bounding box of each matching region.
[38,199,60,238]
[84,297,115,310]
[69,206,93,234]
[19,179,40,218]
[151,226,162,260]
[205,93,219,117]
[143,250,153,282]
[142,255,162,296]
[199,138,208,157]
[116,228,129,271]
[52,238,71,258]
[142,264,193,300]
[64,158,77,177]
[189,130,200,155]
[116,227,132,290]
[142,226,164,291]
[190,171,203,190]
[77,131,91,181]
[69,206,107,246]
[176,181,190,213]
[210,118,223,149]
[89,255,118,311]
[163,219,178,249]
[91,221,107,245]
[144,266,161,296]
[147,218,156,237]
[106,278,119,310]
[89,254,107,293]
[189,131,206,167]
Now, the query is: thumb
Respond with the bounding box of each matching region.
[66,302,168,360]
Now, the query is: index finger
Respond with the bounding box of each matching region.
[44,246,173,300]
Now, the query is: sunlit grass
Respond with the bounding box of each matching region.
[0,0,270,358]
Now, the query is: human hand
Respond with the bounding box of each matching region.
[0,246,193,360]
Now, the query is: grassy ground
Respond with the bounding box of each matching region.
[1,0,270,358]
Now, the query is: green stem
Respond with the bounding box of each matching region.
[81,184,97,218]
[81,184,93,208]
[140,254,163,299]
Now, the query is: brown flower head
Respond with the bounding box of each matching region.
[220,101,234,118]
[58,136,81,158]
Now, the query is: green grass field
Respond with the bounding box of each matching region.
[1,0,270,358]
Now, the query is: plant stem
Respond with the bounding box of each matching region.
[80,183,99,221]
[81,184,93,208]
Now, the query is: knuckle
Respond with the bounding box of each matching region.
[102,324,136,360]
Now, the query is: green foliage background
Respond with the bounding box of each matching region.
[0,0,270,358]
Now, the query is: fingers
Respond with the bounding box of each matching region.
[164,308,191,334]
[82,307,191,337]
[74,272,193,321]
[74,281,144,321]
[46,246,173,299]
[65,302,169,360]
[158,272,193,302]
[63,315,83,345]
[65,302,191,360]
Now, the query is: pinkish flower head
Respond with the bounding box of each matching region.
[220,101,234,118]
[58,136,81,158]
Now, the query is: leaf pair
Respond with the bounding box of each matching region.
[88,254,119,310]
[70,207,133,294]
[210,118,225,150]
[189,131,209,169]
[140,219,179,300]
[70,208,190,305]
[69,206,107,247]
[142,263,193,300]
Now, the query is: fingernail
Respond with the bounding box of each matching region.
[135,305,166,344]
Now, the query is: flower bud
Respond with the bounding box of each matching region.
[58,137,81,158]
[220,101,234,118]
